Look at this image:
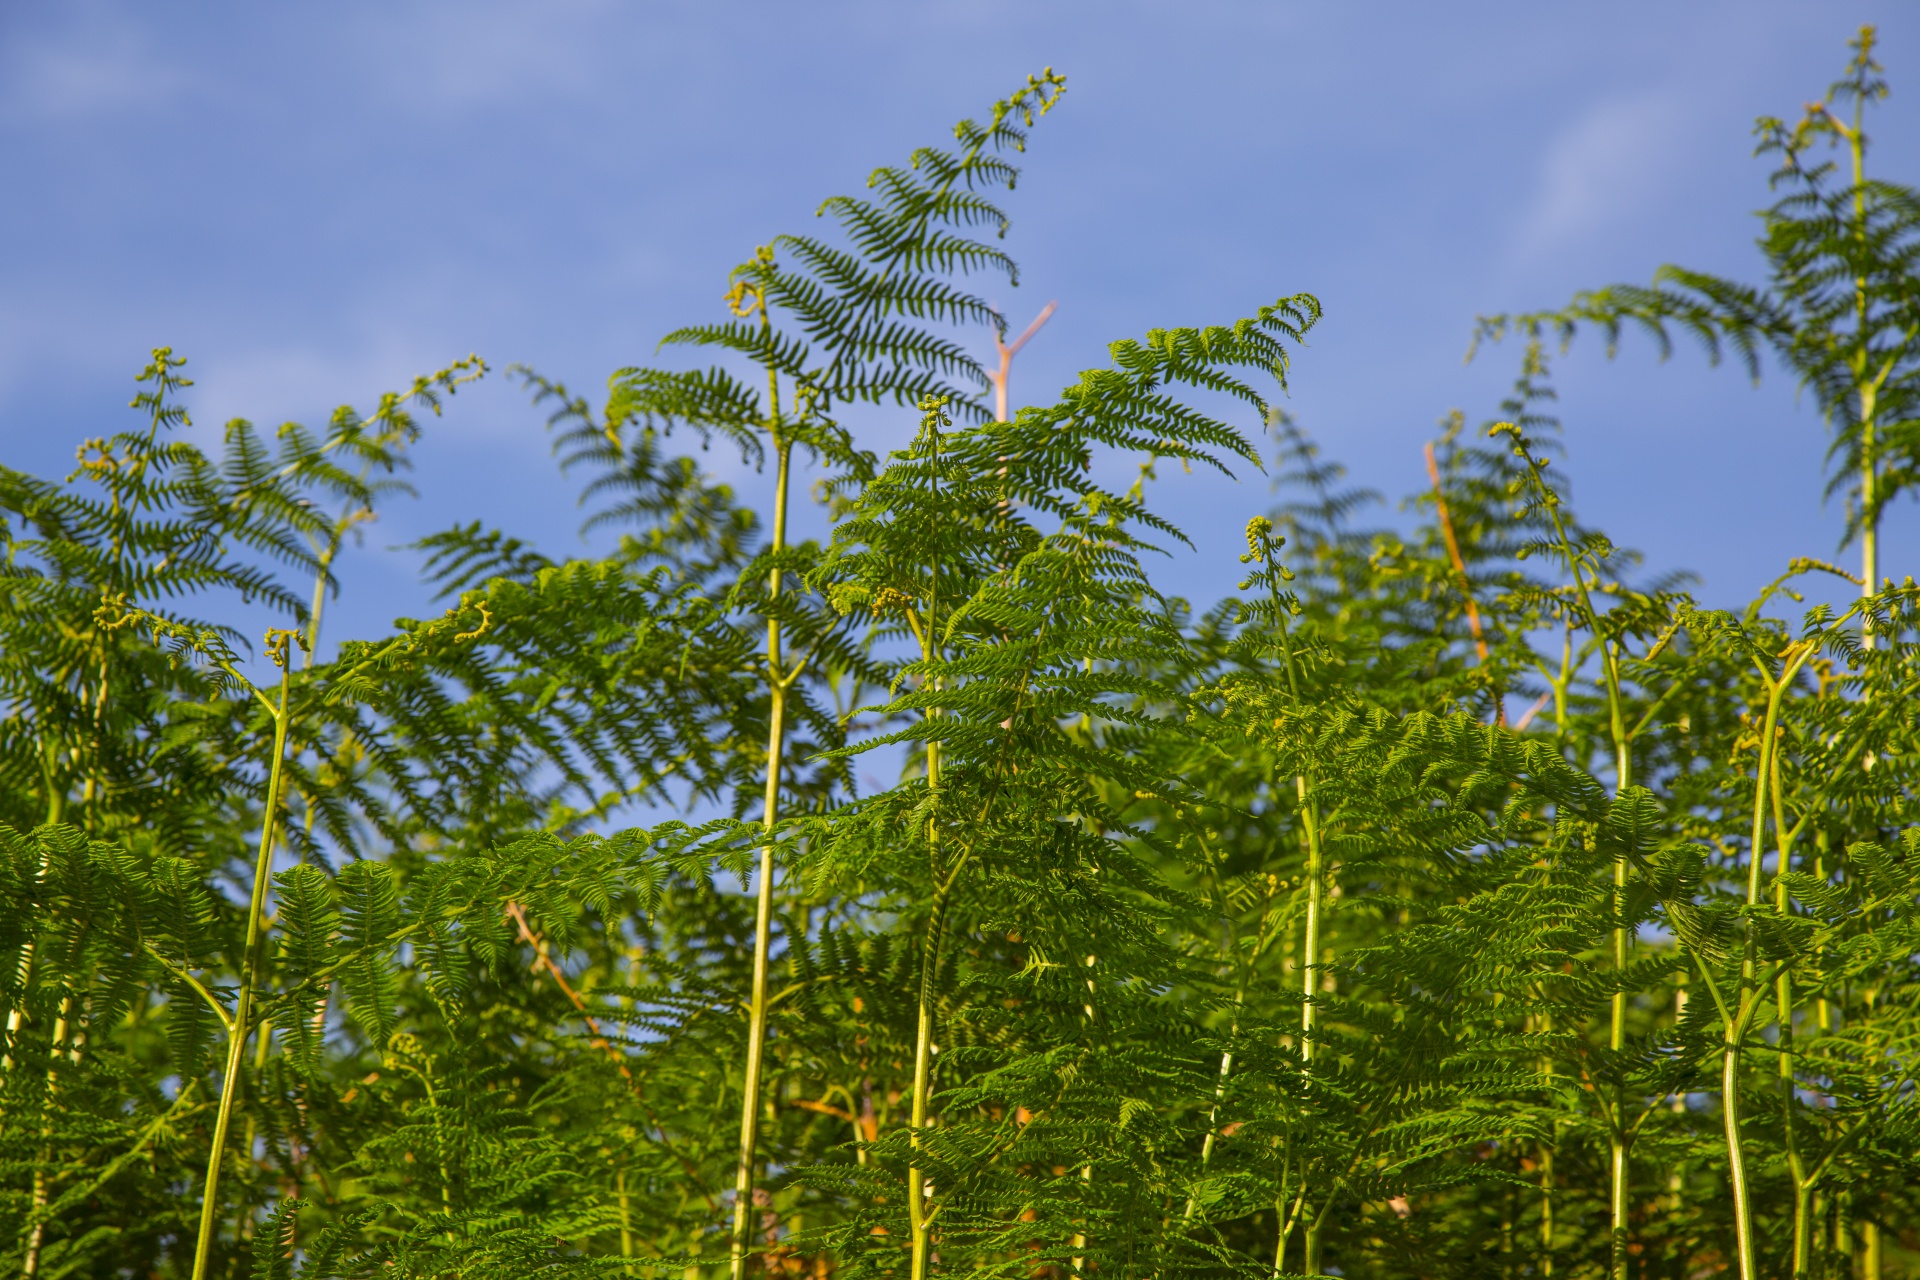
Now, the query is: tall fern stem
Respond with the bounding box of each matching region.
[906,397,950,1280]
[1768,749,1817,1277]
[1720,640,1816,1280]
[1185,871,1276,1225]
[190,630,296,1280]
[907,810,949,1280]
[1244,519,1331,1273]
[1842,89,1882,648]
[729,428,793,1280]
[1499,423,1635,1279]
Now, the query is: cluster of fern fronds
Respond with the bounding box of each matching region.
[4,33,1920,1280]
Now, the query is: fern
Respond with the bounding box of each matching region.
[8,34,1920,1280]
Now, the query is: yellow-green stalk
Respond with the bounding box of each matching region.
[190,628,299,1280]
[1497,423,1634,1280]
[902,396,953,1280]
[729,273,795,1280]
[1720,641,1816,1280]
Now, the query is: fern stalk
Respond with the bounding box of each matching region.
[1767,750,1818,1278]
[1499,422,1637,1279]
[907,762,945,1280]
[904,397,952,1280]
[1296,775,1330,1277]
[19,980,82,1275]
[1185,867,1277,1224]
[1831,70,1883,644]
[1244,522,1324,1063]
[1717,639,1816,1280]
[7,774,73,1274]
[1423,439,1501,724]
[189,630,297,1280]
[1538,1139,1554,1277]
[1243,518,1333,1274]
[729,415,793,1280]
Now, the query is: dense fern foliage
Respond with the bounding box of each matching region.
[5,36,1920,1280]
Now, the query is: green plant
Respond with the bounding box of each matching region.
[1482,25,1920,643]
[5,31,1920,1280]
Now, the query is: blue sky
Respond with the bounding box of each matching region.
[4,1,1917,657]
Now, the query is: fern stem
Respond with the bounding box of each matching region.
[1249,524,1332,1274]
[908,731,945,1280]
[1271,1136,1303,1276]
[1423,440,1503,724]
[1511,423,1636,1280]
[729,429,793,1280]
[235,997,278,1253]
[1297,773,1324,1067]
[1538,1137,1554,1278]
[908,400,950,1280]
[1070,1161,1091,1274]
[20,989,78,1278]
[1860,395,1878,652]
[1257,526,1326,1071]
[907,965,935,1279]
[305,533,339,666]
[3,755,69,1089]
[1722,1013,1754,1278]
[190,644,294,1280]
[1303,1194,1335,1276]
[1184,1007,1240,1222]
[1848,104,1880,652]
[1769,751,1815,1278]
[1185,873,1274,1224]
[618,1164,635,1262]
[1271,1196,1291,1277]
[1723,641,1814,1280]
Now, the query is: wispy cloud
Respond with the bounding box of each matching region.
[336,0,636,116]
[1510,88,1691,261]
[0,11,186,123]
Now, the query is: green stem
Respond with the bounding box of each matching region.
[1539,1137,1554,1278]
[730,426,793,1280]
[1259,532,1326,1068]
[1723,1008,1754,1280]
[20,989,78,1278]
[235,1015,275,1252]
[1298,774,1324,1067]
[1185,874,1276,1223]
[617,1165,635,1266]
[908,406,950,1280]
[1303,1193,1335,1276]
[1250,529,1331,1274]
[1849,106,1879,650]
[190,650,293,1280]
[908,737,951,1280]
[1724,642,1815,1280]
[1271,1146,1302,1277]
[1517,429,1634,1280]
[1770,753,1813,1279]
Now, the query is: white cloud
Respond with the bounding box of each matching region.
[0,12,185,123]
[335,0,636,115]
[1511,88,1689,261]
[178,339,491,438]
